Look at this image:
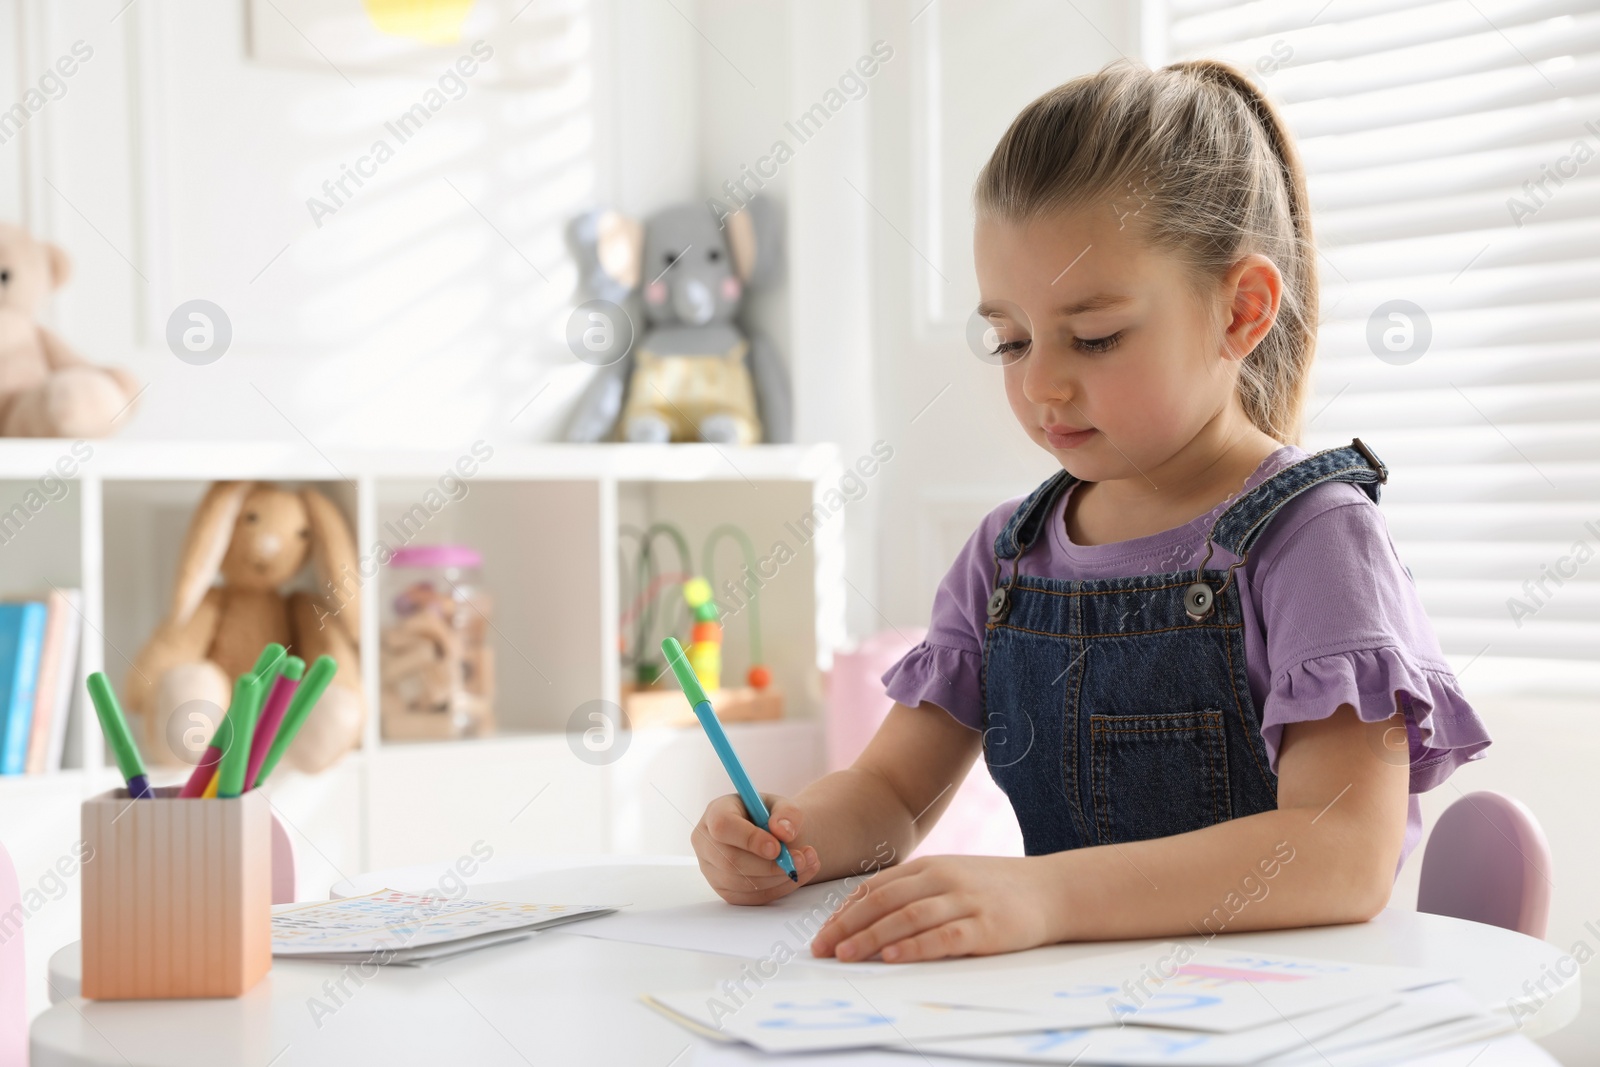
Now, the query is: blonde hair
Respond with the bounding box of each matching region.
[974,58,1316,446]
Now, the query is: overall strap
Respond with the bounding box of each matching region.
[1206,438,1388,559]
[993,469,1078,561]
[990,437,1387,566]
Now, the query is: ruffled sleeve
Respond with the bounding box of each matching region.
[1262,645,1492,793]
[876,495,1024,732]
[881,641,984,731]
[1246,488,1494,799]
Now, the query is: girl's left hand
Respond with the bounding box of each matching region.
[810,855,1061,963]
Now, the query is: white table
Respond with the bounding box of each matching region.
[32,856,1578,1066]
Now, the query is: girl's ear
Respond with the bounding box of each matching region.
[171,481,254,623]
[300,488,360,639]
[1223,253,1283,361]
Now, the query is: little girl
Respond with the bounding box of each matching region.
[691,58,1492,963]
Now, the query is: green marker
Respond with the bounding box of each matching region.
[86,673,154,799]
[178,656,276,799]
[215,674,263,798]
[251,655,339,790]
[250,643,287,682]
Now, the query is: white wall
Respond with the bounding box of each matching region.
[0,0,701,447]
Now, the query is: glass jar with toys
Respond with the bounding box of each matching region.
[380,544,495,741]
[618,523,782,728]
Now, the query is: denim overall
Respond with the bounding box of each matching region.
[980,439,1388,855]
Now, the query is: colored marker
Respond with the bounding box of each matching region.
[215,674,262,798]
[661,637,796,882]
[196,670,269,799]
[177,738,224,798]
[86,673,154,800]
[250,655,338,790]
[251,643,288,680]
[177,644,288,798]
[245,656,304,791]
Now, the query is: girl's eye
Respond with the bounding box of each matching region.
[993,339,1030,363]
[1075,331,1122,354]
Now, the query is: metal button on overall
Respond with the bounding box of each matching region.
[986,585,1010,623]
[1184,581,1214,620]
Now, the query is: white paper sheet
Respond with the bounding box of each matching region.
[571,878,899,970]
[911,995,1399,1065]
[690,1039,909,1066]
[904,944,1451,1032]
[271,888,614,961]
[651,978,1105,1054]
[1373,1033,1552,1067]
[1260,983,1510,1066]
[650,944,1468,1057]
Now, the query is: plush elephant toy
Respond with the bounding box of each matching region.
[563,197,792,444]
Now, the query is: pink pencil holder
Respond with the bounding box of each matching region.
[81,785,272,999]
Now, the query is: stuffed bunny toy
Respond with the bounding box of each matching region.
[563,197,792,444]
[0,221,141,437]
[125,481,365,774]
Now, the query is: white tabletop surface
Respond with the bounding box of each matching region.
[32,856,1579,1066]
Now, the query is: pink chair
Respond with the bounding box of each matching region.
[824,629,926,771]
[1417,791,1552,939]
[0,842,24,1067]
[826,630,1024,858]
[270,810,297,904]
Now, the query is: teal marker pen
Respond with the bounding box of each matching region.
[662,637,797,882]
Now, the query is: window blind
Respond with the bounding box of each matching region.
[1159,0,1600,675]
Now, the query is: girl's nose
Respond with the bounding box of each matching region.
[1020,346,1070,405]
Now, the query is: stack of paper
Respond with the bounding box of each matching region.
[271,888,618,966]
[646,945,1515,1064]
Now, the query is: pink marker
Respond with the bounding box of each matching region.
[177,645,290,799]
[177,741,224,798]
[245,657,305,791]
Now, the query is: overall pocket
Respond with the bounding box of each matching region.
[1089,710,1231,845]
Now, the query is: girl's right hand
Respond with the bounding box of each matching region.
[693,792,823,905]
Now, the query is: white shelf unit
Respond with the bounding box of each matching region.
[0,440,842,1014]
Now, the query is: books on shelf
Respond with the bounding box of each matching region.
[0,601,45,773]
[0,589,82,774]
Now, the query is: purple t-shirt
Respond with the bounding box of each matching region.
[882,444,1492,876]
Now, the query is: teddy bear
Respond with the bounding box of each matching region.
[124,481,365,775]
[0,222,141,437]
[563,197,791,444]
